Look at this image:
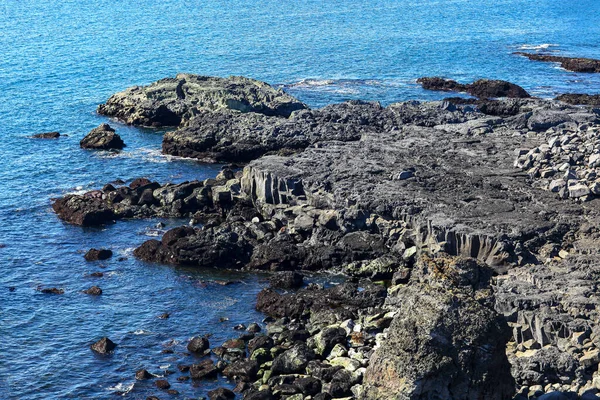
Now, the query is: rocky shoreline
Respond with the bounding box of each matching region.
[52,74,600,399]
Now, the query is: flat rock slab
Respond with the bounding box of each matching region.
[97,74,308,127]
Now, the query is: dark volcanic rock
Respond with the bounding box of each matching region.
[32,131,60,139]
[155,379,170,390]
[135,369,153,380]
[556,93,600,106]
[516,52,600,73]
[268,271,304,289]
[222,359,259,381]
[80,123,125,150]
[417,77,530,98]
[208,387,235,400]
[83,285,102,295]
[187,336,209,353]
[84,248,113,261]
[190,359,218,379]
[52,194,116,226]
[256,282,386,319]
[39,287,64,295]
[97,74,307,127]
[90,337,116,354]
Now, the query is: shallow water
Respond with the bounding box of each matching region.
[1,0,600,398]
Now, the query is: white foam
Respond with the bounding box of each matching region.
[108,382,134,394]
[133,329,151,335]
[518,43,558,51]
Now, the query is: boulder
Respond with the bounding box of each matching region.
[84,248,113,261]
[222,359,259,381]
[556,94,600,106]
[268,271,304,289]
[190,359,218,379]
[83,286,102,295]
[52,195,116,226]
[271,343,315,375]
[208,387,235,400]
[80,123,125,150]
[187,336,210,353]
[90,337,116,354]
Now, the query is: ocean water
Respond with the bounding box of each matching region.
[1,0,600,398]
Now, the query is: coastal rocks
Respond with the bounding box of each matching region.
[515,53,600,73]
[208,387,235,400]
[135,369,153,380]
[32,131,60,139]
[97,74,307,127]
[187,336,210,354]
[79,123,125,150]
[556,94,600,106]
[513,122,600,200]
[84,248,113,261]
[52,178,231,226]
[90,337,116,354]
[52,194,116,226]
[417,77,531,98]
[38,287,64,295]
[268,271,304,289]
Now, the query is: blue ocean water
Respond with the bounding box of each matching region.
[1,0,600,398]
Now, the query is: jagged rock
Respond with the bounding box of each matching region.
[190,359,218,379]
[135,369,153,380]
[97,74,307,127]
[222,359,259,381]
[52,194,116,226]
[417,77,530,98]
[363,257,514,400]
[32,131,60,139]
[515,52,600,73]
[80,124,125,150]
[90,337,116,354]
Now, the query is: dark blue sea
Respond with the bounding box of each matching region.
[1,0,600,398]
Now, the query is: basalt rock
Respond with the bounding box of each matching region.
[90,337,116,354]
[84,248,113,261]
[83,285,102,295]
[556,94,600,106]
[417,77,531,98]
[515,53,600,73]
[80,123,125,150]
[32,131,60,139]
[97,74,307,127]
[363,256,514,400]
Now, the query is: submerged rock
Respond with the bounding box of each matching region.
[80,123,125,150]
[97,74,307,127]
[187,336,210,354]
[90,337,116,354]
[83,286,102,295]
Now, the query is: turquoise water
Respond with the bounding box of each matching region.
[1,0,600,398]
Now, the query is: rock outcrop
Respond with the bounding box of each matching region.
[32,131,60,139]
[97,74,307,127]
[556,94,600,106]
[417,77,531,98]
[515,53,600,73]
[80,123,125,150]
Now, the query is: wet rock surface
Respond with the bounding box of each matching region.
[417,77,531,98]
[515,53,600,73]
[79,123,125,150]
[97,74,307,126]
[556,94,600,106]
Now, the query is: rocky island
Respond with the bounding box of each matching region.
[54,74,600,399]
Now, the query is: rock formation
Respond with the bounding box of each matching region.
[54,76,600,398]
[516,53,600,73]
[80,123,125,150]
[97,74,307,127]
[417,77,531,98]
